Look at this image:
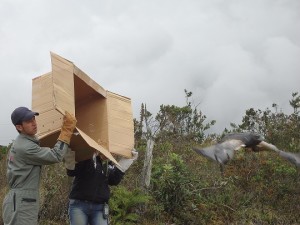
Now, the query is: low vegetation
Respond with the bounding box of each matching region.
[0,91,299,225]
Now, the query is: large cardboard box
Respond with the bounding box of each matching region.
[32,52,134,164]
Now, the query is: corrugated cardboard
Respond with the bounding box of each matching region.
[32,52,134,163]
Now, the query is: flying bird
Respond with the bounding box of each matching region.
[193,132,300,172]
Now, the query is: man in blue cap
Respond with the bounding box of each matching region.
[2,106,77,225]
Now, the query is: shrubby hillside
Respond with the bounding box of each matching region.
[0,91,299,225]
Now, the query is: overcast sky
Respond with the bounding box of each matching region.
[0,0,299,145]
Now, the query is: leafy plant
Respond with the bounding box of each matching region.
[109,186,150,225]
[151,153,193,214]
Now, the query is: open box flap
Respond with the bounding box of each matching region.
[75,127,119,166]
[38,127,119,166]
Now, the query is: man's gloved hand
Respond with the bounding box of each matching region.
[58,111,77,145]
[116,149,138,173]
[64,148,76,170]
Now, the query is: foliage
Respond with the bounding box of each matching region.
[0,144,9,160]
[151,153,192,214]
[109,186,151,225]
[155,89,215,143]
[38,163,71,223]
[0,90,299,224]
[229,92,300,151]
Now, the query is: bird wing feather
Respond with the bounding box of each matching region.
[256,141,300,168]
[193,132,300,169]
[278,150,300,168]
[193,139,244,165]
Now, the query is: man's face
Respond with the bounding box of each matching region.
[16,117,38,136]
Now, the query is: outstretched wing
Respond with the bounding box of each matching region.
[193,132,265,165]
[278,150,300,168]
[193,132,300,169]
[193,139,245,165]
[257,141,300,168]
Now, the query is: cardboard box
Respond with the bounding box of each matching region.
[32,52,134,164]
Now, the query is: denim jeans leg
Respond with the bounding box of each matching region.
[69,199,89,225]
[89,203,108,225]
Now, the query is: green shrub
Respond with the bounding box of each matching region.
[109,186,150,225]
[151,153,192,214]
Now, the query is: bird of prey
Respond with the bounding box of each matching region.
[193,132,300,172]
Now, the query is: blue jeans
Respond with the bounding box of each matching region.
[68,199,108,225]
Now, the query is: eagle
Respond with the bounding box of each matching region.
[193,132,300,172]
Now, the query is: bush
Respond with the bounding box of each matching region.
[109,186,151,225]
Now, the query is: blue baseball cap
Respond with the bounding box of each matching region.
[11,107,39,125]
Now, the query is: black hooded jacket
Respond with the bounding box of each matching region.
[67,155,124,203]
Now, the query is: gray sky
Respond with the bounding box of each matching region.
[0,0,299,145]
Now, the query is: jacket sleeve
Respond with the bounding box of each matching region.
[66,159,86,177]
[21,140,68,165]
[66,168,76,177]
[108,166,125,186]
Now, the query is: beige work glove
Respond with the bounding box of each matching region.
[64,148,76,170]
[116,149,138,173]
[57,111,77,145]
